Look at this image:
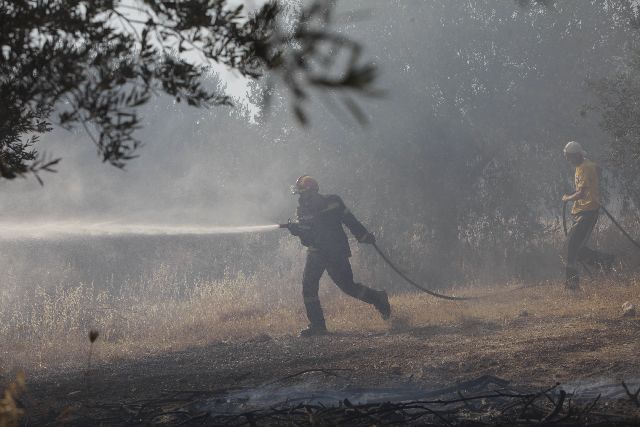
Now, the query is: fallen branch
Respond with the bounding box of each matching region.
[54,377,640,426]
[540,389,565,423]
[622,381,640,407]
[263,368,354,386]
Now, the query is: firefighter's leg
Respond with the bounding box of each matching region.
[577,211,609,267]
[566,211,597,288]
[576,212,614,272]
[302,250,327,330]
[577,246,599,265]
[325,256,390,319]
[579,246,615,271]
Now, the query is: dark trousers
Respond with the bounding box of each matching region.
[566,209,611,286]
[302,250,379,327]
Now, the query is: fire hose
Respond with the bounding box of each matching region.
[371,242,479,301]
[562,201,640,251]
[601,206,640,251]
[280,222,478,301]
[278,199,639,301]
[374,202,640,298]
[562,201,640,278]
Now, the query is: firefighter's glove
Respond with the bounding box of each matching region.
[358,232,376,245]
[287,222,302,236]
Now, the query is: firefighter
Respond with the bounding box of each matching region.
[562,141,614,290]
[285,175,391,337]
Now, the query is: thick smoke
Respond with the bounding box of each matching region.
[1,0,639,287]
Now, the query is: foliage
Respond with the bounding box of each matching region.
[0,372,25,427]
[330,0,640,283]
[591,49,640,211]
[0,0,377,181]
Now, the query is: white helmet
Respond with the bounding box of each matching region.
[563,141,586,156]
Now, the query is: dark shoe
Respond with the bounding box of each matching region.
[299,324,327,338]
[374,290,391,320]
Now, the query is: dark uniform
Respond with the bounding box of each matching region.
[290,193,386,330]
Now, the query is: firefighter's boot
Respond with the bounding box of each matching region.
[374,290,391,320]
[299,323,328,337]
[302,296,327,337]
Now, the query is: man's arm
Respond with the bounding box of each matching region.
[287,207,314,246]
[337,197,375,244]
[562,187,586,202]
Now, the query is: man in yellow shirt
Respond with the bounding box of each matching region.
[562,141,614,289]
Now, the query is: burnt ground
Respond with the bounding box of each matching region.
[18,298,640,425]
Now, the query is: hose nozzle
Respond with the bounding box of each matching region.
[279,219,293,229]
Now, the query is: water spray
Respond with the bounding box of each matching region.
[0,222,281,240]
[1,219,556,301]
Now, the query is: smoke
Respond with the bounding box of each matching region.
[206,376,640,413]
[0,0,638,285]
[560,378,640,401]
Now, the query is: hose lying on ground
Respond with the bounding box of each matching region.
[372,242,557,301]
[372,242,480,301]
[282,223,548,301]
[373,201,640,301]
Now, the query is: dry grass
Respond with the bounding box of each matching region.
[1,269,638,380]
[396,277,639,326]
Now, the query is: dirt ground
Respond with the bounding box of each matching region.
[5,278,640,425]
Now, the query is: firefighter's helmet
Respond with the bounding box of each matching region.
[563,141,586,156]
[292,175,319,194]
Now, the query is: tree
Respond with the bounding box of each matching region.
[328,0,639,283]
[0,0,377,182]
[591,49,640,211]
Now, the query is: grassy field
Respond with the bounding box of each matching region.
[2,269,638,381]
[1,270,639,425]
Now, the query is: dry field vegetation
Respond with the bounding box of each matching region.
[1,268,639,386]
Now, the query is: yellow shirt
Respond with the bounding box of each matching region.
[572,159,600,214]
